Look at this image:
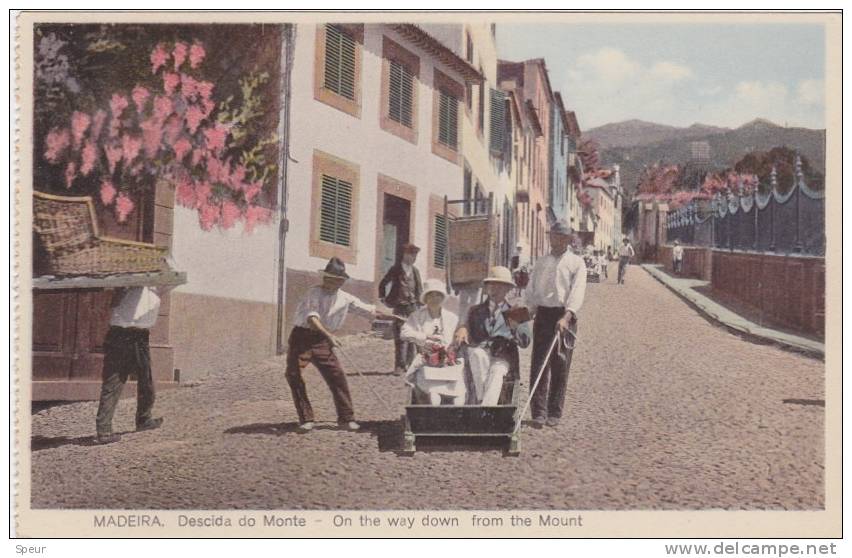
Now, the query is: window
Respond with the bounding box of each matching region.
[438,89,459,149]
[310,150,360,263]
[465,32,474,63]
[432,70,463,164]
[319,175,353,247]
[433,213,448,268]
[477,80,485,135]
[463,167,472,216]
[388,60,414,127]
[324,25,356,100]
[314,24,362,117]
[380,37,419,143]
[489,88,506,153]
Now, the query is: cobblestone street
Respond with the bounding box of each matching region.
[30,264,824,510]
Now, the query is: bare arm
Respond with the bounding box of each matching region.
[307,315,341,348]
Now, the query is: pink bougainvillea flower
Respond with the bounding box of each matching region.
[243,181,262,204]
[191,148,205,166]
[121,134,142,165]
[200,98,216,118]
[100,179,117,206]
[132,86,151,114]
[205,155,224,183]
[175,177,196,207]
[189,42,206,69]
[230,164,247,188]
[43,128,70,163]
[180,74,199,100]
[162,114,183,145]
[70,111,91,147]
[90,109,107,139]
[150,43,169,74]
[197,80,214,101]
[110,93,129,118]
[115,192,135,223]
[80,142,98,175]
[104,144,123,174]
[172,137,192,162]
[203,124,228,155]
[140,117,164,158]
[64,162,77,189]
[198,201,221,231]
[194,181,212,209]
[185,105,205,134]
[220,200,241,230]
[153,95,174,121]
[173,42,189,70]
[163,72,180,96]
[243,205,272,234]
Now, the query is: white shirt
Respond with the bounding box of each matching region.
[293,286,375,333]
[619,243,635,257]
[672,246,684,260]
[524,251,587,316]
[110,287,161,329]
[402,263,414,277]
[400,306,459,347]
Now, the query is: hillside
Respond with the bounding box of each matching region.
[585,119,729,149]
[588,119,825,194]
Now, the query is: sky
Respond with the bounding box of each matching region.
[496,23,825,131]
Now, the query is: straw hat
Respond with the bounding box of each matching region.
[420,278,447,304]
[483,266,515,287]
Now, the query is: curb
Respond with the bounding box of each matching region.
[641,265,824,360]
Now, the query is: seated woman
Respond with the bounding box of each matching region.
[454,266,532,406]
[400,279,463,405]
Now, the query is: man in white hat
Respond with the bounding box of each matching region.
[454,266,531,406]
[524,219,586,427]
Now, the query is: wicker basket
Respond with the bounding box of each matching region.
[33,191,167,276]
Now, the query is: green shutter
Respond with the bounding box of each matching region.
[434,213,448,268]
[324,25,356,101]
[388,60,414,127]
[320,174,352,247]
[438,89,458,149]
[489,88,506,153]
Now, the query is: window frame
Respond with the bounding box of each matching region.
[431,69,464,165]
[314,24,363,118]
[380,36,420,144]
[310,150,360,264]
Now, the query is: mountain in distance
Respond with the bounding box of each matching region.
[585,118,825,194]
[585,119,729,149]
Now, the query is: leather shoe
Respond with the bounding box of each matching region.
[95,433,121,444]
[135,417,164,432]
[545,417,560,427]
[530,417,546,429]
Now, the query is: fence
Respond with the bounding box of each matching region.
[666,157,825,257]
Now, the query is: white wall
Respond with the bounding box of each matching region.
[285,24,467,282]
[171,205,279,304]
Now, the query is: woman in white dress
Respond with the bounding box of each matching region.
[400,279,462,405]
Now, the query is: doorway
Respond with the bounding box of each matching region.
[380,193,412,276]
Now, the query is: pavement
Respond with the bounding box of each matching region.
[641,264,824,359]
[30,263,824,510]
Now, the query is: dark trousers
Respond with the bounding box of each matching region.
[95,326,155,435]
[618,256,629,284]
[673,258,683,274]
[392,303,417,371]
[285,326,355,423]
[530,307,575,420]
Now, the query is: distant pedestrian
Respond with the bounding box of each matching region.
[523,220,586,428]
[378,243,423,376]
[286,257,388,432]
[597,250,609,281]
[672,240,684,275]
[95,286,168,444]
[618,237,635,285]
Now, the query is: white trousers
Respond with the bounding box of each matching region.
[466,346,510,405]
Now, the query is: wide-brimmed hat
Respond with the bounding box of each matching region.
[483,266,515,287]
[402,242,421,254]
[674,239,680,245]
[549,219,572,236]
[320,257,349,279]
[420,278,447,304]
